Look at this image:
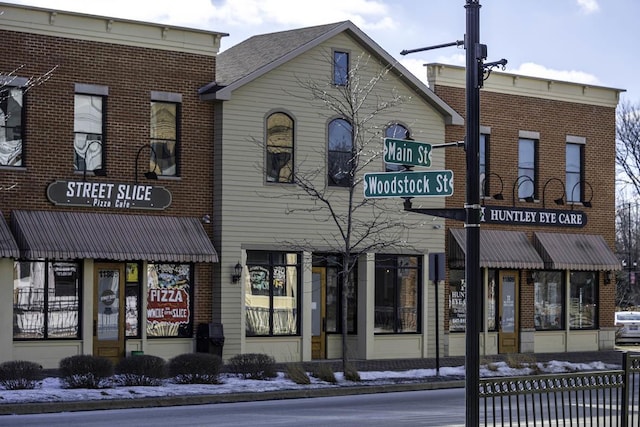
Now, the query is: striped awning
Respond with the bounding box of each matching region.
[0,212,19,258]
[449,228,544,269]
[11,210,218,263]
[533,232,621,271]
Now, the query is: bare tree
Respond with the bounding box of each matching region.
[616,199,640,309]
[616,100,640,195]
[274,53,426,372]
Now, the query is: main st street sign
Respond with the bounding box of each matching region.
[384,137,432,167]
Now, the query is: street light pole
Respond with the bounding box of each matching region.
[464,1,482,425]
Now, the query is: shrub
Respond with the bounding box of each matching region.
[285,363,310,385]
[311,363,337,384]
[227,353,277,380]
[115,354,167,386]
[343,363,361,382]
[59,355,114,389]
[0,360,42,390]
[167,353,223,384]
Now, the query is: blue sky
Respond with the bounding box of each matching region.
[5,0,637,102]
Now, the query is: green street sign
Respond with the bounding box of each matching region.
[363,170,454,198]
[383,138,432,167]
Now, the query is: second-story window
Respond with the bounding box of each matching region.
[150,101,179,177]
[328,118,353,187]
[0,86,23,166]
[518,137,537,200]
[566,140,584,203]
[74,94,104,174]
[266,112,294,183]
[480,133,488,197]
[333,51,349,86]
[385,123,409,172]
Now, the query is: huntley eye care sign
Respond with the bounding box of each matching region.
[47,180,172,210]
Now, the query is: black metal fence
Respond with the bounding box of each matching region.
[480,352,640,426]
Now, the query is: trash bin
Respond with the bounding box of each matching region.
[196,322,224,357]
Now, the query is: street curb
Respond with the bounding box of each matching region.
[0,380,465,415]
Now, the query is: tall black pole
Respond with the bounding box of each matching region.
[464,1,482,426]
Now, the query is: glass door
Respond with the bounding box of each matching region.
[93,263,125,364]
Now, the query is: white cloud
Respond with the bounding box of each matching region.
[509,62,600,85]
[576,0,600,14]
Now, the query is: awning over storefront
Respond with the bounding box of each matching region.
[0,212,19,258]
[532,232,621,271]
[11,210,218,263]
[449,228,545,270]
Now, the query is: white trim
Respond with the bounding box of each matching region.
[519,130,540,140]
[566,135,586,145]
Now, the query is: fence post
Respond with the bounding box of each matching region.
[622,351,629,427]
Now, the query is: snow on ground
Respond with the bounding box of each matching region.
[0,360,620,405]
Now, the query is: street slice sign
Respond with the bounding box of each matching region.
[383,138,432,167]
[363,170,454,198]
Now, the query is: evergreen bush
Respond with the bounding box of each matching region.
[0,360,42,390]
[59,355,114,389]
[167,353,223,384]
[227,353,277,380]
[115,354,167,386]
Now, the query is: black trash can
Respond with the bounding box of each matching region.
[196,322,224,357]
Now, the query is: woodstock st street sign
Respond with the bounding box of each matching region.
[363,170,454,198]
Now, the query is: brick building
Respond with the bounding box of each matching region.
[0,3,224,368]
[427,63,624,356]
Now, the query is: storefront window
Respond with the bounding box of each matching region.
[13,261,81,339]
[245,252,300,336]
[374,255,421,333]
[146,263,192,338]
[569,271,597,329]
[449,269,466,332]
[533,271,564,330]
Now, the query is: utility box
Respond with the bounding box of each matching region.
[196,322,224,357]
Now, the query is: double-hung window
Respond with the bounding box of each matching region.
[328,118,353,187]
[74,84,107,174]
[517,134,538,200]
[266,112,294,183]
[150,92,181,177]
[566,136,585,203]
[374,255,421,333]
[0,82,24,166]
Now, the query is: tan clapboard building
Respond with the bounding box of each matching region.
[428,63,623,356]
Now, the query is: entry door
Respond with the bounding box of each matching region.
[311,268,326,359]
[498,271,519,354]
[94,263,126,364]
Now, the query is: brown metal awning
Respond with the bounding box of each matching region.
[532,232,621,271]
[11,210,218,263]
[0,212,19,258]
[449,228,544,269]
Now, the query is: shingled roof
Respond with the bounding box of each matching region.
[199,21,463,125]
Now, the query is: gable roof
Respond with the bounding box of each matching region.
[199,21,463,125]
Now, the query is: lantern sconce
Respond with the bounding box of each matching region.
[231,262,243,284]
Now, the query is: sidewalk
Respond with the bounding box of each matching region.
[1,349,630,416]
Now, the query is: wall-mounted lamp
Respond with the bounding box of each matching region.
[79,140,107,181]
[231,262,242,283]
[604,271,613,285]
[480,172,504,204]
[512,175,535,206]
[570,180,593,210]
[542,177,565,208]
[201,214,211,224]
[135,144,160,184]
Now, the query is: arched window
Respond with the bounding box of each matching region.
[266,112,294,183]
[385,123,410,172]
[328,118,353,187]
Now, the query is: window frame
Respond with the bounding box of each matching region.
[0,82,25,167]
[566,139,585,203]
[265,111,295,183]
[533,271,565,331]
[13,260,82,340]
[150,99,181,178]
[518,136,538,200]
[333,50,349,86]
[327,118,354,187]
[569,271,598,330]
[374,254,422,334]
[74,92,106,175]
[245,251,301,337]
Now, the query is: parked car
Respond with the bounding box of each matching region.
[615,311,640,344]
